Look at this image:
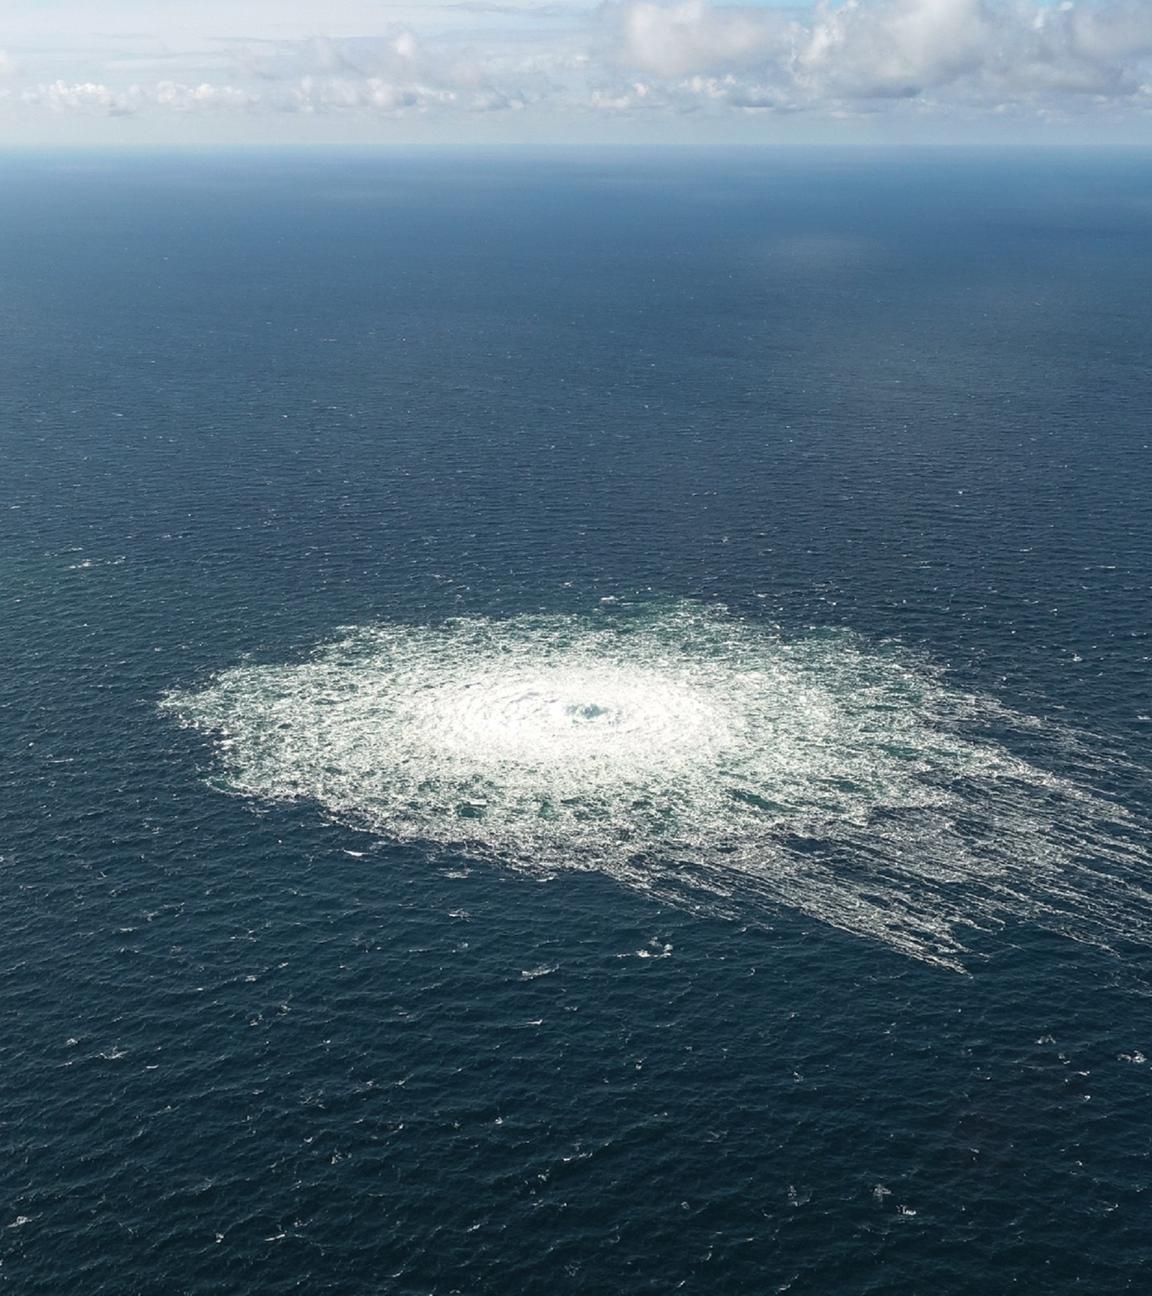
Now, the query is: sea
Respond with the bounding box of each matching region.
[2,150,1150,1293]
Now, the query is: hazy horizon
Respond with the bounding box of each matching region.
[2,1,1151,148]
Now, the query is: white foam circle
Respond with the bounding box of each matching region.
[161,601,1151,969]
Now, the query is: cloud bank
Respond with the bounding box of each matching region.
[2,1,1151,141]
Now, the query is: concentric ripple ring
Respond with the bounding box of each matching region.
[161,600,1152,969]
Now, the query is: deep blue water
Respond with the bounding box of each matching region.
[2,151,1151,1293]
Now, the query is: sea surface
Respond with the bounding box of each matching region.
[2,150,1151,1293]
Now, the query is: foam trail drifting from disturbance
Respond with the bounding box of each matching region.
[161,601,1152,969]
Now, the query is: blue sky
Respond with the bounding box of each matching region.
[1,1,1150,146]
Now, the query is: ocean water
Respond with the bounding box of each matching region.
[2,151,1151,1293]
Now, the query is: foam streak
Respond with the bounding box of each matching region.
[161,602,1152,969]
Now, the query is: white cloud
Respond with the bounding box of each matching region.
[21,78,257,116]
[606,0,791,78]
[794,0,1152,100]
[2,1,1151,138]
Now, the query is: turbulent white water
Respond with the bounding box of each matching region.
[161,601,1151,969]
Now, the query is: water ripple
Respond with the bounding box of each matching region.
[162,600,1152,969]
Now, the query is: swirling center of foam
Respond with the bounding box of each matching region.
[161,601,1150,969]
[414,664,732,770]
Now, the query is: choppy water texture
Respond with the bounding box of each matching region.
[4,154,1152,1294]
[166,602,1150,970]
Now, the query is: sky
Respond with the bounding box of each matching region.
[0,0,1150,147]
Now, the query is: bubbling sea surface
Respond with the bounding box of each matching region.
[6,153,1152,1294]
[163,601,1151,970]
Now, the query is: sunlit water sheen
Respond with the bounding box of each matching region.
[163,601,1151,969]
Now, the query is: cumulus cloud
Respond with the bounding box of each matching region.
[2,0,1152,134]
[21,79,256,116]
[607,0,791,77]
[795,0,1152,100]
